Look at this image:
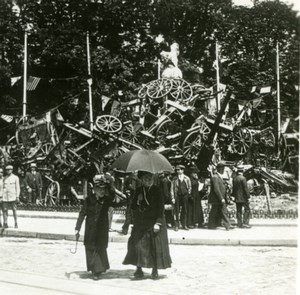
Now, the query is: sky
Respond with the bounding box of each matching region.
[233,0,300,13]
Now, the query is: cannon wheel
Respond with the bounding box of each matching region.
[146,78,173,99]
[170,79,193,102]
[193,120,211,141]
[95,115,122,133]
[156,119,180,143]
[138,84,148,99]
[182,131,202,160]
[40,142,54,156]
[43,181,60,206]
[120,122,143,144]
[260,130,276,148]
[231,128,252,155]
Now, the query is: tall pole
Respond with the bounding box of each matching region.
[276,41,281,154]
[158,59,161,79]
[215,41,221,112]
[22,31,28,119]
[86,32,93,131]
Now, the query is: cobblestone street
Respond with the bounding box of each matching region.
[0,237,297,295]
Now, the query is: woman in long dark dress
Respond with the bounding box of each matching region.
[75,174,118,280]
[123,171,172,279]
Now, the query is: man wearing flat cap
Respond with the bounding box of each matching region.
[171,164,192,231]
[2,165,20,228]
[24,163,43,204]
[232,166,251,228]
[207,161,232,231]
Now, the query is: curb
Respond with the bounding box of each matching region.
[1,229,297,247]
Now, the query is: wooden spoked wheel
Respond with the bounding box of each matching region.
[138,84,148,99]
[193,120,211,141]
[40,142,54,156]
[231,128,252,155]
[120,122,143,144]
[182,131,202,160]
[156,119,179,143]
[95,115,122,134]
[169,79,193,102]
[43,181,60,206]
[146,78,172,99]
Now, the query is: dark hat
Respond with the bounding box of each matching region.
[189,166,199,173]
[93,174,107,188]
[175,165,185,170]
[216,161,226,169]
[237,166,244,172]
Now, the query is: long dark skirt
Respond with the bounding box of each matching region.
[85,247,110,273]
[123,225,172,269]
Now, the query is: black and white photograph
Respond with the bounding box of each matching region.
[0,0,299,294]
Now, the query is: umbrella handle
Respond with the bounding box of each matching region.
[70,233,80,254]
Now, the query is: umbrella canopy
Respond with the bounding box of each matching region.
[111,149,174,174]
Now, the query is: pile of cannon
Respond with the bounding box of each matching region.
[0,76,298,207]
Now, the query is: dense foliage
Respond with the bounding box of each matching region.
[0,0,299,130]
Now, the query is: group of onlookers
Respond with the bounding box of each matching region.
[0,163,43,228]
[119,161,251,233]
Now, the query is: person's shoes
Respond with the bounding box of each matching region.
[188,226,194,229]
[167,224,172,228]
[92,272,101,280]
[182,226,189,231]
[174,226,179,232]
[133,268,144,279]
[207,226,217,230]
[151,269,159,280]
[198,225,205,229]
[3,224,8,229]
[243,225,251,229]
[14,223,18,229]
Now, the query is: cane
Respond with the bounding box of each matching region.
[70,232,80,254]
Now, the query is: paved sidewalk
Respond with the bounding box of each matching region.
[1,210,298,246]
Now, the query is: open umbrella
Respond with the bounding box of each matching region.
[111,149,173,174]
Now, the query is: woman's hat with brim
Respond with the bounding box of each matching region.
[93,174,107,188]
[5,165,13,170]
[189,166,199,173]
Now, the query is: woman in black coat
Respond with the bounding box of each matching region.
[123,171,172,279]
[75,174,119,280]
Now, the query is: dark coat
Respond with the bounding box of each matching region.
[131,185,164,229]
[75,191,116,250]
[232,174,250,203]
[24,171,43,191]
[208,173,226,204]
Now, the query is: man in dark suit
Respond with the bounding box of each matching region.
[24,163,43,204]
[207,161,232,230]
[171,165,191,231]
[232,166,251,228]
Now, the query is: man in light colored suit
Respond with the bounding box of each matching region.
[171,165,191,231]
[207,161,232,231]
[2,165,20,228]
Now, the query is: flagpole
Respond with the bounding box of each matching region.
[276,41,281,155]
[215,41,221,112]
[22,31,28,119]
[86,32,93,131]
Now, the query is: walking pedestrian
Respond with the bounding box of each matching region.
[2,165,20,228]
[123,171,172,280]
[24,163,43,204]
[171,165,191,231]
[232,166,251,228]
[207,161,232,231]
[75,174,120,280]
